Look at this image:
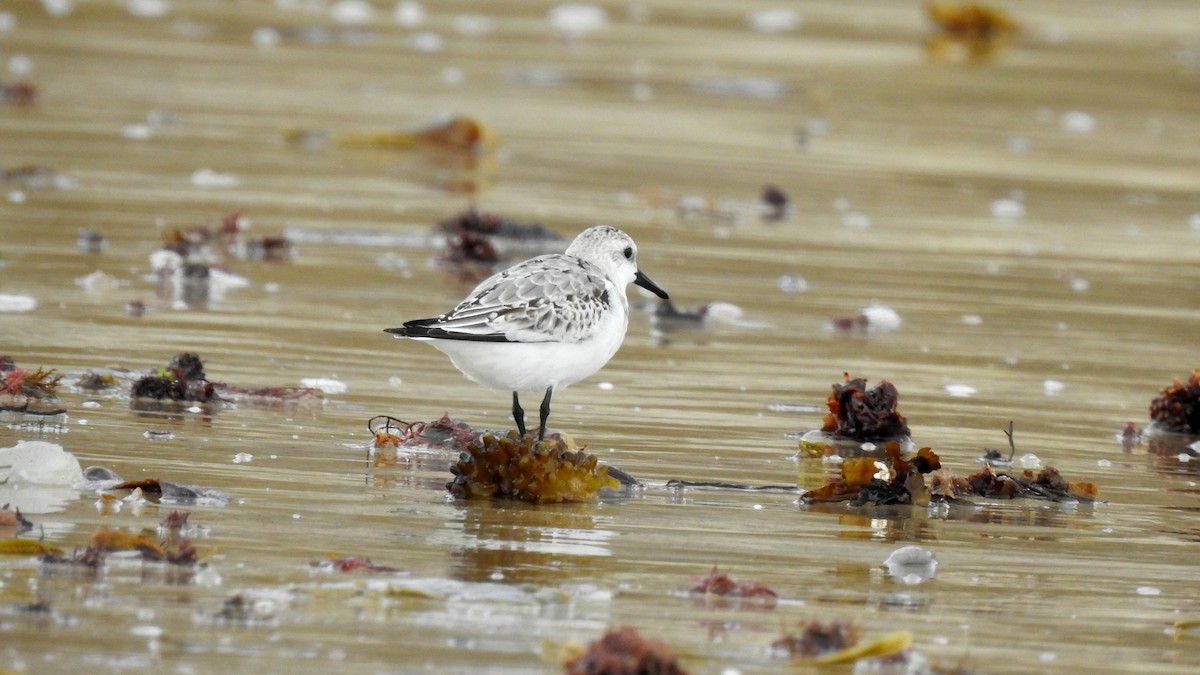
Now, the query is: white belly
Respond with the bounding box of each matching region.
[422,308,629,392]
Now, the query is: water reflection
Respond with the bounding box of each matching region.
[4,0,1200,670]
[828,510,939,544]
[969,502,1094,531]
[368,450,451,491]
[1144,433,1200,476]
[803,496,1095,543]
[436,501,613,585]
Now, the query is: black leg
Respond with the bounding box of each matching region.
[537,386,553,441]
[512,391,526,437]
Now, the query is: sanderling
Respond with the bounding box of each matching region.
[386,224,669,440]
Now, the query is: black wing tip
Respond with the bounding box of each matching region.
[431,331,513,342]
[385,320,512,342]
[385,318,438,338]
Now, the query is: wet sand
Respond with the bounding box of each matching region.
[2,1,1200,673]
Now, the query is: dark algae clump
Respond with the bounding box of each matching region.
[1149,369,1200,434]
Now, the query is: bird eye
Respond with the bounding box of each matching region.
[623,246,633,260]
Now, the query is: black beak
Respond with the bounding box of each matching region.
[634,270,669,299]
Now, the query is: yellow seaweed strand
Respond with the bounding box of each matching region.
[0,539,63,557]
[812,630,913,664]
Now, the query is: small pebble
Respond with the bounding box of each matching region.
[883,545,938,585]
[453,13,493,36]
[441,66,464,86]
[7,54,33,77]
[1017,453,1042,469]
[548,4,607,37]
[394,0,425,27]
[407,31,444,52]
[300,377,347,394]
[126,0,168,19]
[945,384,976,398]
[775,274,808,294]
[1008,136,1032,153]
[1059,111,1096,134]
[841,211,871,230]
[856,304,901,331]
[130,625,163,638]
[121,123,154,140]
[42,1,76,17]
[191,168,240,188]
[746,8,801,33]
[990,198,1025,221]
[0,294,37,313]
[251,27,282,49]
[330,0,374,25]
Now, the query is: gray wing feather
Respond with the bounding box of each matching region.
[432,255,611,342]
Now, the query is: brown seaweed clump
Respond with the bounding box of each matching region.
[130,352,217,403]
[442,228,501,266]
[41,513,200,570]
[688,566,778,608]
[448,431,618,504]
[799,422,1100,506]
[1149,369,1200,434]
[370,414,478,467]
[932,465,1099,503]
[0,507,33,537]
[158,510,200,566]
[773,621,913,665]
[760,184,790,221]
[436,209,563,277]
[564,626,689,675]
[385,413,476,450]
[773,619,857,659]
[162,211,293,263]
[925,3,1017,61]
[327,556,403,574]
[0,81,37,105]
[437,208,560,243]
[76,371,120,392]
[804,444,941,506]
[821,374,911,441]
[0,357,62,400]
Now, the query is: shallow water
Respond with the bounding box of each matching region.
[2,1,1200,673]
